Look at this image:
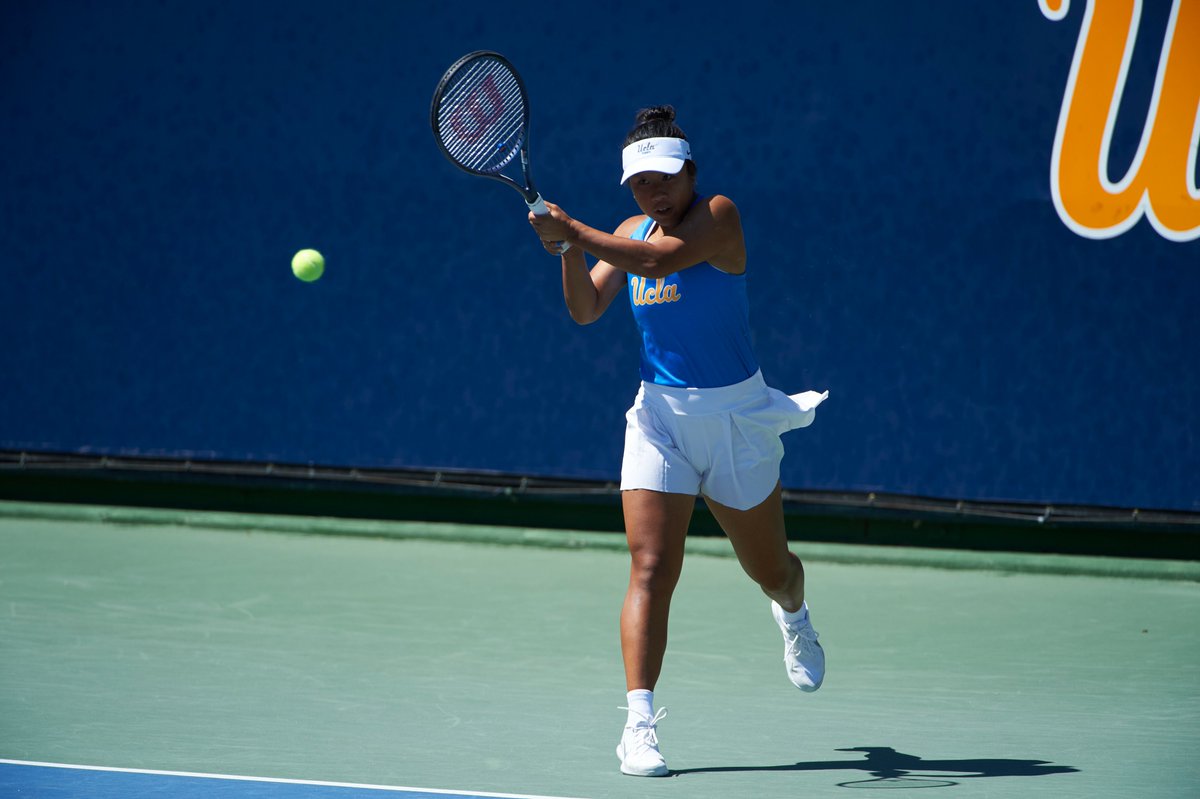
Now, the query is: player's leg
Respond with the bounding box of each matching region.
[615,487,693,777]
[620,488,694,691]
[705,483,825,692]
[703,482,803,611]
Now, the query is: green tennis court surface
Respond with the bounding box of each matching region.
[0,759,584,798]
[2,502,1197,798]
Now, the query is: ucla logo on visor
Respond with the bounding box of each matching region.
[620,137,692,184]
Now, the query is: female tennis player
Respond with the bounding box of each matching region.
[529,106,828,778]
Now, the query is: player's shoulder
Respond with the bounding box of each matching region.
[614,214,651,237]
[701,193,740,219]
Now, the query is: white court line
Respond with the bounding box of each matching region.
[0,759,590,799]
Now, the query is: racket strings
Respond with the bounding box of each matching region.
[436,60,527,174]
[441,89,523,171]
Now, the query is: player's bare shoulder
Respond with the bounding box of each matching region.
[702,195,746,273]
[704,194,741,225]
[614,214,650,237]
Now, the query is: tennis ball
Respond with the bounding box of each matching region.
[291,249,325,282]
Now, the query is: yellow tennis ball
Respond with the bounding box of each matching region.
[291,249,325,282]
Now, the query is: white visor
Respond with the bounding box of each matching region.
[620,137,692,185]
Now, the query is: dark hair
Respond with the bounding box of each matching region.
[623,105,696,177]
[623,105,688,146]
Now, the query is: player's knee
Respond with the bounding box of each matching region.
[750,553,802,596]
[752,564,792,595]
[629,550,681,594]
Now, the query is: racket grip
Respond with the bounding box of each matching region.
[526,194,571,254]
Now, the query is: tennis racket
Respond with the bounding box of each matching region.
[430,50,568,252]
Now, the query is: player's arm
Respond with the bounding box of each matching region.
[532,195,745,278]
[557,215,642,325]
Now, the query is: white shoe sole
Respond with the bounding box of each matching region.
[620,762,669,777]
[792,667,823,692]
[616,745,669,777]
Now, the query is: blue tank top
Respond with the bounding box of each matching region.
[627,214,760,388]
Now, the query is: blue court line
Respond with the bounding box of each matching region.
[0,760,588,799]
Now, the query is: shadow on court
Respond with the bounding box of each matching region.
[670,745,1079,788]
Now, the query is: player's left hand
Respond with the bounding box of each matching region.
[528,201,573,243]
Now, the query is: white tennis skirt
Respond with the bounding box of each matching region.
[620,370,828,511]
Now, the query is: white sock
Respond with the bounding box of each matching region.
[781,601,810,626]
[626,689,654,725]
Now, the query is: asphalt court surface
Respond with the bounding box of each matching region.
[2,502,1198,797]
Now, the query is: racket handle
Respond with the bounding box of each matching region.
[526,194,571,254]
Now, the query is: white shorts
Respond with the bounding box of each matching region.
[620,370,828,511]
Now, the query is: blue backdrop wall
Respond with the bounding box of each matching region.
[2,0,1197,511]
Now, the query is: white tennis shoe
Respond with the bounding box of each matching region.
[771,601,825,692]
[616,707,669,777]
